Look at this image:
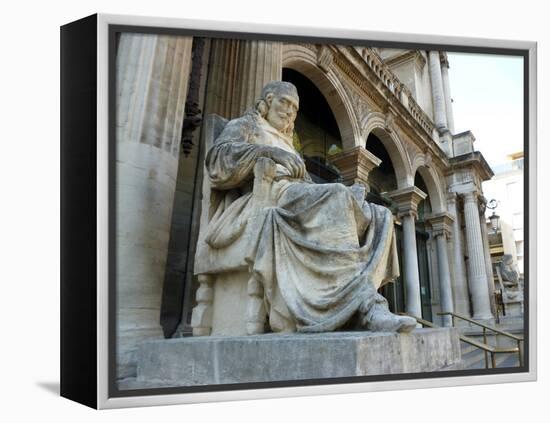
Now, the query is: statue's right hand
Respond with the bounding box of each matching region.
[260,146,306,179]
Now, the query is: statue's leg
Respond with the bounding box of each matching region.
[191,274,214,336]
[359,292,417,333]
[246,274,267,335]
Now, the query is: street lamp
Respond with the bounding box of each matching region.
[487,199,500,234]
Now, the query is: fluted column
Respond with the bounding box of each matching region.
[232,41,283,117]
[447,193,470,317]
[204,39,240,119]
[440,54,455,134]
[205,39,283,119]
[427,213,455,327]
[428,51,448,132]
[462,191,493,319]
[388,187,427,319]
[115,33,193,379]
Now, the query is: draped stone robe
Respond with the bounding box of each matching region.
[194,110,399,333]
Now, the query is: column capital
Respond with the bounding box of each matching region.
[426,212,454,239]
[387,186,427,219]
[331,146,381,188]
[446,191,458,204]
[461,190,479,204]
[450,182,480,203]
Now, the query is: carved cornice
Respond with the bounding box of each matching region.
[384,50,427,71]
[449,151,494,182]
[331,46,450,171]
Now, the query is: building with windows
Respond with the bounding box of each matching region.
[483,152,525,276]
[115,34,504,379]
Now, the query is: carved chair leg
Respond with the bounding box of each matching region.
[191,274,214,336]
[246,274,267,335]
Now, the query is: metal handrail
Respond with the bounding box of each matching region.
[437,312,524,368]
[398,313,522,369]
[437,312,523,341]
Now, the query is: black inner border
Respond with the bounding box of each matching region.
[108,23,530,399]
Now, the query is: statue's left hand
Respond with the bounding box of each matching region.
[259,146,307,179]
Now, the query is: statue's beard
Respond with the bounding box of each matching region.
[267,113,294,137]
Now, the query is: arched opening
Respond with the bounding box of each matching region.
[365,135,434,321]
[282,68,343,183]
[363,132,406,313]
[364,132,398,206]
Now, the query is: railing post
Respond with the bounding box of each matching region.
[483,327,488,368]
[491,353,496,369]
[518,340,523,367]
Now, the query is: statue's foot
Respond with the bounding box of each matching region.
[363,302,417,333]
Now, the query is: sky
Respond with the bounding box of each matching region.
[447,52,524,169]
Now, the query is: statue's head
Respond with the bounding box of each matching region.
[255,81,299,137]
[502,254,514,266]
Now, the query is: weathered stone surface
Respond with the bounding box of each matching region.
[133,328,462,387]
[192,81,416,337]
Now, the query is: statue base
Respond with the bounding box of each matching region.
[121,328,462,389]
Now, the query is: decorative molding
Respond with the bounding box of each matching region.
[387,186,427,219]
[426,212,454,238]
[317,45,334,73]
[384,50,427,71]
[385,106,397,133]
[330,146,381,189]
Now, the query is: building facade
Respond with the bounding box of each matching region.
[114,34,499,380]
[483,152,525,275]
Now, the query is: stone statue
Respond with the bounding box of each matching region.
[498,254,519,286]
[497,254,522,301]
[194,81,416,334]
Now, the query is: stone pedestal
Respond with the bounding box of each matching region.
[126,329,462,388]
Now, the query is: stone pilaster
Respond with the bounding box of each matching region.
[330,146,381,190]
[440,53,455,134]
[428,51,448,132]
[205,39,282,119]
[115,33,194,379]
[447,193,470,317]
[427,212,455,327]
[461,191,493,319]
[388,187,427,319]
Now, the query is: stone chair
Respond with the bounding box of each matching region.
[190,114,278,337]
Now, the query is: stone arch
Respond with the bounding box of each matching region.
[412,159,446,213]
[282,44,361,150]
[363,112,413,189]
